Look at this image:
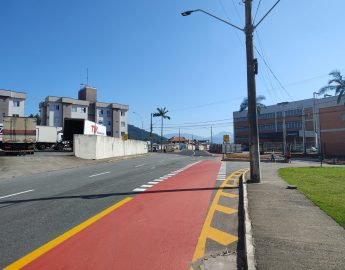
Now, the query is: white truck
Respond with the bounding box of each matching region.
[35,126,63,150]
[56,118,106,150]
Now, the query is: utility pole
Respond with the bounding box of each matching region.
[181,0,282,182]
[149,113,153,152]
[178,128,181,150]
[283,110,286,155]
[210,126,213,144]
[245,0,261,182]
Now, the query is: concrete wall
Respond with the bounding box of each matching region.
[74,134,148,159]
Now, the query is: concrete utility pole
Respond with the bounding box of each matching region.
[244,0,261,182]
[210,126,213,145]
[178,128,181,150]
[181,0,281,183]
[150,113,153,152]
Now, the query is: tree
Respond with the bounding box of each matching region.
[318,70,345,104]
[153,107,170,150]
[239,95,266,114]
[28,113,41,125]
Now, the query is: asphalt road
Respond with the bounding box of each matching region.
[0,152,213,268]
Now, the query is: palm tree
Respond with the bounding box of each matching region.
[318,70,345,104]
[239,95,266,114]
[153,107,171,151]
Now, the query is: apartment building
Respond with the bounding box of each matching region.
[0,89,26,122]
[233,95,345,156]
[39,86,128,138]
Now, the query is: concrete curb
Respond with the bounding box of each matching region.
[241,171,256,270]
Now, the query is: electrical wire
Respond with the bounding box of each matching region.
[253,0,262,24]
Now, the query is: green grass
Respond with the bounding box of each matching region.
[279,167,345,228]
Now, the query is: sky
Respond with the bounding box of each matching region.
[1,0,345,137]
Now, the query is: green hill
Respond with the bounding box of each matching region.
[128,124,167,143]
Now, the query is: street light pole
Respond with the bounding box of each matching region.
[244,0,261,182]
[181,1,281,182]
[150,113,153,151]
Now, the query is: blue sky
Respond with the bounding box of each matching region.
[1,0,345,137]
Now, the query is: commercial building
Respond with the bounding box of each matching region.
[233,95,345,156]
[39,86,128,138]
[0,89,26,122]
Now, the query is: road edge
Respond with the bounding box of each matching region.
[242,171,256,270]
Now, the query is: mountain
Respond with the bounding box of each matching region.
[164,133,205,141]
[128,124,167,143]
[165,131,233,144]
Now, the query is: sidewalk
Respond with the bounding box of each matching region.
[247,162,345,270]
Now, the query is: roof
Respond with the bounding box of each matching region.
[0,89,26,99]
[168,136,188,143]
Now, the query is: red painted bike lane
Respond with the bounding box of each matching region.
[22,160,221,270]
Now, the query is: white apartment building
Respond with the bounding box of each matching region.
[39,86,128,138]
[0,89,26,122]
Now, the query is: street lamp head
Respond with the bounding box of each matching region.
[181,10,194,16]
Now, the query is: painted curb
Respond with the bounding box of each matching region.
[241,171,256,270]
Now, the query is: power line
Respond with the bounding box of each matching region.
[253,0,262,23]
[170,96,244,112]
[254,0,282,29]
[253,44,294,101]
[164,117,233,126]
[217,0,244,47]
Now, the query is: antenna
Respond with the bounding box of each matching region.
[86,68,89,86]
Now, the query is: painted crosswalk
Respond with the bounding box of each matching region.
[132,161,201,192]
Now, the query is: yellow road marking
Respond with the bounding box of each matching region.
[220,192,238,199]
[215,205,238,215]
[208,227,238,246]
[4,197,133,270]
[224,184,237,188]
[190,169,246,265]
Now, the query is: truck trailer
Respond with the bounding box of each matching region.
[35,126,63,150]
[2,116,37,154]
[56,118,106,150]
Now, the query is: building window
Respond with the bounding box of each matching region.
[234,117,248,122]
[81,107,86,113]
[121,132,125,136]
[12,114,19,117]
[342,113,345,121]
[121,121,126,127]
[121,111,125,117]
[107,110,111,116]
[259,113,275,120]
[99,109,103,116]
[72,106,77,112]
[98,120,103,124]
[55,104,60,111]
[13,100,20,107]
[106,131,111,136]
[108,121,111,126]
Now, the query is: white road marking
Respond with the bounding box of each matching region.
[133,188,146,192]
[0,189,34,200]
[89,172,110,178]
[135,164,146,168]
[148,182,158,185]
[141,184,153,188]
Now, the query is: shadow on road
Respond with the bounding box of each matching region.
[0,186,238,205]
